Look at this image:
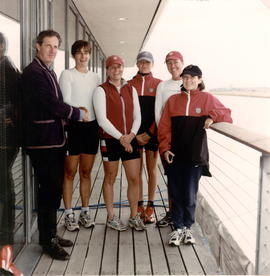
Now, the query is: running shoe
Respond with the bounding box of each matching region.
[107,215,128,231]
[64,212,79,232]
[79,211,95,228]
[156,212,172,228]
[183,227,196,244]
[137,205,145,220]
[128,214,146,231]
[144,206,156,224]
[168,229,184,246]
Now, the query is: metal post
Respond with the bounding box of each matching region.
[255,154,270,274]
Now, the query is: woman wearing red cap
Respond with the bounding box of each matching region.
[93,55,145,231]
[155,50,184,227]
[158,64,232,246]
[128,51,162,224]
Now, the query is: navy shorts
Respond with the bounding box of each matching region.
[100,138,140,162]
[65,120,99,155]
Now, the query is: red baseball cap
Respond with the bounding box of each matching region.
[165,51,184,63]
[106,55,124,68]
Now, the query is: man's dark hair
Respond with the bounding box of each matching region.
[36,30,62,46]
[71,40,91,57]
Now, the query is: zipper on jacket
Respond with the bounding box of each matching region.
[185,91,191,116]
[120,95,127,134]
[141,76,145,96]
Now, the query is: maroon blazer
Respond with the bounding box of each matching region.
[22,57,80,149]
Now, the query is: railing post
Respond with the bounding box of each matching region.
[256,154,270,274]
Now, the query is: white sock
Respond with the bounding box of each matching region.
[65,208,73,216]
[81,207,89,213]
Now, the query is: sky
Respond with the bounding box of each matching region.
[123,0,270,90]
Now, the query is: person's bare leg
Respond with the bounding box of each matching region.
[79,154,96,207]
[138,148,144,201]
[123,158,140,218]
[145,150,158,201]
[102,161,119,219]
[63,155,80,209]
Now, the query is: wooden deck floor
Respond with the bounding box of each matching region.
[15,154,220,275]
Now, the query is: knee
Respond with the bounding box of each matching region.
[80,168,91,180]
[104,173,117,186]
[64,169,77,181]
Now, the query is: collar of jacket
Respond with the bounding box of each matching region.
[34,56,53,72]
[134,71,153,81]
[106,77,128,89]
[181,89,201,95]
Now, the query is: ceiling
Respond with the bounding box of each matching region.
[73,0,166,66]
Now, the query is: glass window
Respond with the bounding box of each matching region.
[0,10,25,256]
[78,21,85,40]
[0,14,20,68]
[0,0,20,21]
[52,0,65,51]
[68,8,76,68]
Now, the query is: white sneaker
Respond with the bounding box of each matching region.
[79,211,95,228]
[168,229,184,246]
[183,227,196,244]
[64,212,79,231]
[128,214,146,231]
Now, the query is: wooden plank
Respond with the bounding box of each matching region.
[100,164,122,275]
[118,165,135,275]
[65,160,103,276]
[155,166,187,275]
[82,165,106,275]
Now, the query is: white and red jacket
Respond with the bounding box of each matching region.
[128,72,162,136]
[93,79,141,139]
[158,89,232,174]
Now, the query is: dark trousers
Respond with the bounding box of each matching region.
[0,148,18,246]
[167,162,202,229]
[27,147,65,246]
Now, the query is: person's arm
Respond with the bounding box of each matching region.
[59,70,75,106]
[155,81,164,125]
[206,93,233,124]
[130,86,141,136]
[24,69,81,121]
[93,86,123,139]
[158,99,172,158]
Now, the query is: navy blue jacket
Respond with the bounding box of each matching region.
[22,57,80,149]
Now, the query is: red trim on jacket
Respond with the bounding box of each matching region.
[99,80,134,139]
[158,89,233,155]
[128,72,162,135]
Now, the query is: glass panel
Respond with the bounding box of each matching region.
[0,12,25,257]
[53,0,65,50]
[78,21,84,40]
[54,49,65,80]
[68,8,76,68]
[0,0,20,21]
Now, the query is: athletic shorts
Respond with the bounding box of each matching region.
[138,135,159,152]
[65,120,99,156]
[100,138,140,162]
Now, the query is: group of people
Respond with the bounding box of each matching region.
[1,28,233,271]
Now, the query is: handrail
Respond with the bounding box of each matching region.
[210,122,270,275]
[210,122,270,155]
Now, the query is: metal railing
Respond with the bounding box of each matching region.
[208,122,270,275]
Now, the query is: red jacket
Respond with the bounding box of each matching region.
[128,72,161,135]
[99,80,134,139]
[158,89,232,158]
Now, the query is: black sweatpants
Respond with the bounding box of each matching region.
[27,147,65,246]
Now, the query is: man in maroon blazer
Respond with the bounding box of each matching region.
[22,30,89,261]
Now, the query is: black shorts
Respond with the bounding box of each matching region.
[100,138,140,162]
[138,135,159,152]
[65,120,99,156]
